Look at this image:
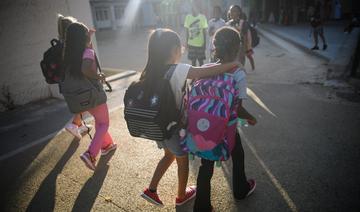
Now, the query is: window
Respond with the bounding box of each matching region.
[114,6,125,20]
[95,7,109,21]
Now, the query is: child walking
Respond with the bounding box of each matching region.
[57,14,92,140]
[62,22,117,170]
[226,5,255,70]
[139,28,242,207]
[184,0,208,66]
[193,27,257,212]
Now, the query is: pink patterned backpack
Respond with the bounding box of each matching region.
[181,68,239,161]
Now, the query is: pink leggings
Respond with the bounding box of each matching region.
[87,103,113,157]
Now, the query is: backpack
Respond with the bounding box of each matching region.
[242,21,260,48]
[40,39,64,84]
[229,20,260,48]
[123,65,180,141]
[181,68,239,161]
[61,55,108,114]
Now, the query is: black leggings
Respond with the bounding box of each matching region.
[191,59,204,67]
[193,133,249,212]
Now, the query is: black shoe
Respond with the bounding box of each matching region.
[311,46,319,50]
[323,44,328,50]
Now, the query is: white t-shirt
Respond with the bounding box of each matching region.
[232,68,247,100]
[208,18,226,50]
[168,63,191,109]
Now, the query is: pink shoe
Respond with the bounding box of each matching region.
[101,143,117,156]
[175,186,197,206]
[140,188,164,207]
[80,151,96,171]
[246,179,256,197]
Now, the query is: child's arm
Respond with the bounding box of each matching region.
[186,62,242,79]
[237,100,257,125]
[81,59,105,80]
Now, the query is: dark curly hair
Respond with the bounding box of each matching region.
[213,26,241,62]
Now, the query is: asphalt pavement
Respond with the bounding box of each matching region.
[1,26,360,212]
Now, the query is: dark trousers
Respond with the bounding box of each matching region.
[193,133,249,212]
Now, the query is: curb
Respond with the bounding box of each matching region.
[258,26,330,61]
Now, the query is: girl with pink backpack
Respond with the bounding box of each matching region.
[191,27,257,212]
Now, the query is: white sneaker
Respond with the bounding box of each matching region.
[65,123,82,140]
[79,124,93,134]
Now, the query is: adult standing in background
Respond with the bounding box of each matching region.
[310,1,328,51]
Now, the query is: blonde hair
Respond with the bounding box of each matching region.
[57,14,77,41]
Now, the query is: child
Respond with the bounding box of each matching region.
[226,5,255,70]
[62,22,117,170]
[184,0,208,66]
[139,28,242,207]
[193,27,257,212]
[57,14,92,140]
[208,6,225,62]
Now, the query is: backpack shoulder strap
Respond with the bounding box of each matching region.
[94,54,112,92]
[164,65,177,80]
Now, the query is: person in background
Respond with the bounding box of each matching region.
[310,1,328,51]
[184,0,208,66]
[226,5,255,70]
[208,6,225,62]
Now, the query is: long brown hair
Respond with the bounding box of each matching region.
[63,22,89,79]
[140,28,181,92]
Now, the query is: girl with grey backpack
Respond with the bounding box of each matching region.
[61,22,116,171]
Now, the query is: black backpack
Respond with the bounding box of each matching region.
[123,65,180,141]
[40,39,64,84]
[229,20,260,48]
[242,21,260,48]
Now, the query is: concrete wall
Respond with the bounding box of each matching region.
[0,0,96,111]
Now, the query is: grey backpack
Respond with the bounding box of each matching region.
[62,76,107,113]
[61,56,109,113]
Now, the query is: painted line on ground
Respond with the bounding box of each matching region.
[0,105,125,162]
[0,130,64,162]
[247,88,277,118]
[238,127,298,212]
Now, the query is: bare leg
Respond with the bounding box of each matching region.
[72,113,82,126]
[191,59,197,66]
[198,59,204,66]
[149,148,175,190]
[175,155,189,199]
[313,30,319,47]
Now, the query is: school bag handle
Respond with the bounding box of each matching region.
[95,55,112,92]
